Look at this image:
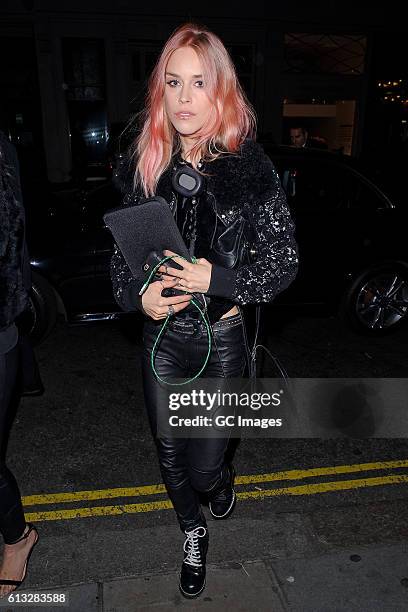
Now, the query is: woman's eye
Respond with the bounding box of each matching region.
[195,80,204,88]
[166,80,179,87]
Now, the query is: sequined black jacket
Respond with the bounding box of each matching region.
[110,139,298,311]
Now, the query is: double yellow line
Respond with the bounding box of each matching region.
[23,459,408,523]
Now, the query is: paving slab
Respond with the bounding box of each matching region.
[269,542,408,612]
[23,514,317,589]
[6,543,408,612]
[103,560,286,612]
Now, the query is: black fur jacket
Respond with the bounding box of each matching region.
[0,131,30,331]
[110,139,298,311]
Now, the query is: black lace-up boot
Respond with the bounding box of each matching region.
[179,525,209,598]
[209,463,236,519]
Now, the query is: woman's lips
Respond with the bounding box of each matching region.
[175,112,196,119]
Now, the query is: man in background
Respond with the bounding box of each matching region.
[290,126,328,150]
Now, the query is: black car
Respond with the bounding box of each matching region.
[25,145,408,344]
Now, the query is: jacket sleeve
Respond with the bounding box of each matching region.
[109,172,146,313]
[207,157,298,305]
[110,242,145,312]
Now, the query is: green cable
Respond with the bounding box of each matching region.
[138,254,197,296]
[150,296,212,386]
[141,253,212,386]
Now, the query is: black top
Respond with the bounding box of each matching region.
[173,158,235,323]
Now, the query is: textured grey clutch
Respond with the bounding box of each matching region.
[103,196,191,285]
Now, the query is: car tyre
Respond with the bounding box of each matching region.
[341,263,408,334]
[24,270,58,345]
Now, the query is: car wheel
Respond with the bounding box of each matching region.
[341,264,408,334]
[25,271,58,345]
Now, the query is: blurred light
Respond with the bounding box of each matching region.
[91,131,96,137]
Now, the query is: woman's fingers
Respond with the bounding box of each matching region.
[151,299,191,319]
[158,266,185,279]
[155,277,178,287]
[161,293,191,305]
[158,250,194,276]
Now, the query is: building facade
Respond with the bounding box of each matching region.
[0,1,400,184]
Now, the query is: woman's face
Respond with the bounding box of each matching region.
[164,46,213,152]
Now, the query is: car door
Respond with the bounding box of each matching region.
[271,156,367,306]
[25,182,105,314]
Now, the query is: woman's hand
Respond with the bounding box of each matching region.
[141,277,191,320]
[158,250,212,293]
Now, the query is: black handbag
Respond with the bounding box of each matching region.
[209,206,257,269]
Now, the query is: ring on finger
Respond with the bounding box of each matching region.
[167,305,175,317]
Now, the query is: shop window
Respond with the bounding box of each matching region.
[62,38,106,101]
[282,100,356,155]
[62,39,108,180]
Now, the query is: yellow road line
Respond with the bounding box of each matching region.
[237,474,408,499]
[24,474,408,523]
[22,459,408,507]
[23,484,167,506]
[25,500,173,522]
[236,459,408,485]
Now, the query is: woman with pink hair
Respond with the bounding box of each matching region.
[111,22,298,598]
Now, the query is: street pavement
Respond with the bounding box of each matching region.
[2,311,408,611]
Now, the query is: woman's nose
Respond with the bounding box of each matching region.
[179,85,191,103]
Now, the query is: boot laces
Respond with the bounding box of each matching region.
[183,526,207,568]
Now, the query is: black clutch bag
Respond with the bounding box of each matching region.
[103,196,193,287]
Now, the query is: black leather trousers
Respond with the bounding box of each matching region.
[0,344,26,544]
[142,311,246,532]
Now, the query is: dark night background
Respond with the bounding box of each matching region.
[0,1,407,192]
[2,3,408,611]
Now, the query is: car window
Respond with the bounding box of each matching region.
[274,159,348,213]
[340,170,391,211]
[273,157,391,214]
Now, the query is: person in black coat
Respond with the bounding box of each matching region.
[0,131,38,598]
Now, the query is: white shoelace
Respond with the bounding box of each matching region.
[183,526,207,568]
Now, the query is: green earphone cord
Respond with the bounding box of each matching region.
[139,254,212,386]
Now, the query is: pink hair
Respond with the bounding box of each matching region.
[132,22,257,196]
